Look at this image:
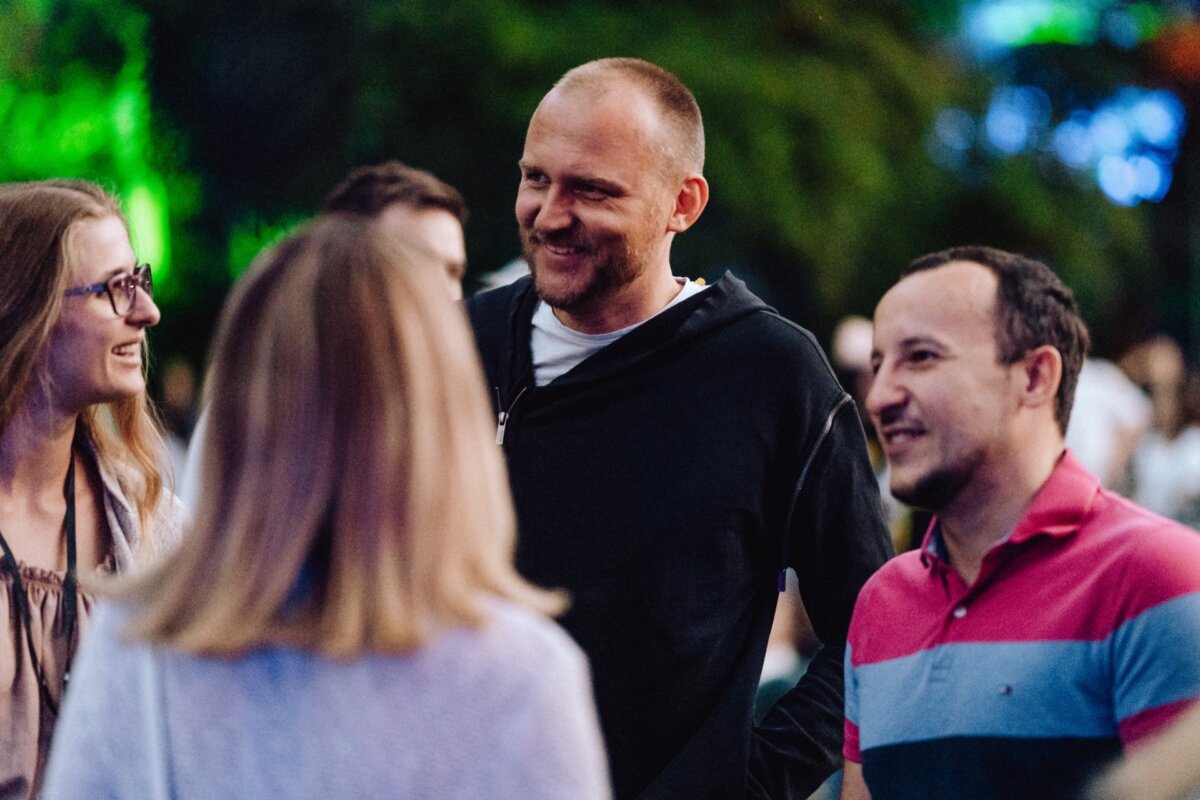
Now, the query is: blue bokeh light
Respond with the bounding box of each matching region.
[947,84,1185,206]
[935,108,977,152]
[946,0,1182,206]
[1131,90,1185,149]
[984,86,1051,154]
[1053,113,1095,169]
[1131,154,1172,202]
[1097,155,1138,206]
[1091,109,1133,155]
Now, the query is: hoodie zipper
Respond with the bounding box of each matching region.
[782,393,854,539]
[495,385,529,445]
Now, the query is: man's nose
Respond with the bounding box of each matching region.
[864,363,904,423]
[533,186,573,232]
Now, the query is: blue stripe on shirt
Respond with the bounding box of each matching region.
[852,593,1200,750]
[855,639,1111,749]
[1110,592,1200,723]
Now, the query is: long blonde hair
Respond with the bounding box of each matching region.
[125,215,562,657]
[0,179,165,540]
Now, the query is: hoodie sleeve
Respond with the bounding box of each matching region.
[747,394,893,799]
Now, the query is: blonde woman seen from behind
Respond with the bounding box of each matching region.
[42,215,611,800]
[0,179,176,798]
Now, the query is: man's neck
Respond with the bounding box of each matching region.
[554,266,683,334]
[939,438,1064,586]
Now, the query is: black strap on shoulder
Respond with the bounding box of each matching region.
[0,452,78,715]
[62,452,78,683]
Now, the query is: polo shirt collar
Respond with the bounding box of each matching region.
[1006,449,1100,544]
[918,449,1101,569]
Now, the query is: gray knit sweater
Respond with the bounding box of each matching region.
[42,599,610,799]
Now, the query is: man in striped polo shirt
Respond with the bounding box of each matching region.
[841,246,1200,800]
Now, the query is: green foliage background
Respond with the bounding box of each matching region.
[2,0,1190,373]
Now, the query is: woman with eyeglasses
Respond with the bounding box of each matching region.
[42,215,610,799]
[0,179,179,798]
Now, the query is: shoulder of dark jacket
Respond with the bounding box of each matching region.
[709,271,846,405]
[465,275,537,336]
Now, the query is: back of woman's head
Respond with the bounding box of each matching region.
[131,214,561,657]
[0,179,123,432]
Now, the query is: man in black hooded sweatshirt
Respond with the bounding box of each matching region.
[467,57,892,800]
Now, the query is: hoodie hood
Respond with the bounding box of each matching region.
[467,271,772,399]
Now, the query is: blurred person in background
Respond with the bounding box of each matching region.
[1122,335,1200,529]
[178,159,470,507]
[0,179,179,797]
[830,316,876,428]
[756,570,822,721]
[157,356,197,490]
[1063,358,1151,492]
[477,256,531,293]
[831,315,916,551]
[322,159,469,300]
[843,246,1200,800]
[42,215,609,800]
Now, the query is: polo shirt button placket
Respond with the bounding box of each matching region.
[952,605,967,619]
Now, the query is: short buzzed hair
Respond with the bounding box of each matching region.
[322,160,468,224]
[555,58,705,177]
[904,245,1090,435]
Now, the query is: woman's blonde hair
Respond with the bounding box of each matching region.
[125,215,562,657]
[0,179,165,539]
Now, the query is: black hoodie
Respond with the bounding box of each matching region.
[467,272,892,799]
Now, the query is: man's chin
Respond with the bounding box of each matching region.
[531,269,591,312]
[891,466,970,513]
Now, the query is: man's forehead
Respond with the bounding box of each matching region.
[376,204,464,260]
[529,81,666,151]
[377,204,459,235]
[874,261,999,344]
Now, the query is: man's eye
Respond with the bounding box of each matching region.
[577,184,609,200]
[910,350,937,364]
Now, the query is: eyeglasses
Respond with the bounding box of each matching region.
[63,264,153,317]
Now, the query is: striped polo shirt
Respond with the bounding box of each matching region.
[844,451,1200,800]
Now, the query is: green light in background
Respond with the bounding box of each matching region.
[0,0,183,294]
[111,83,140,147]
[227,215,308,279]
[965,1,1164,51]
[973,2,1097,47]
[124,178,169,286]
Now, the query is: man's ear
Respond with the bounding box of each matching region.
[666,175,709,233]
[1020,345,1063,412]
